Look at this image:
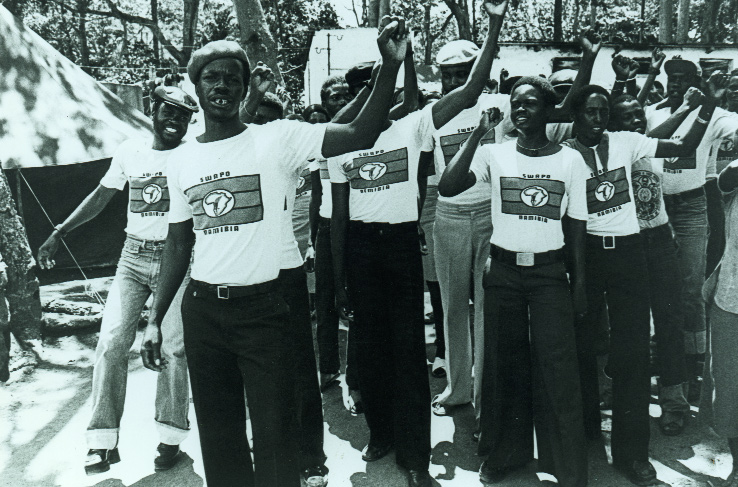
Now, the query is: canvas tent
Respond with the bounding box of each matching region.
[0,5,153,283]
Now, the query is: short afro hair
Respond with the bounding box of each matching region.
[259,92,284,118]
[303,104,329,123]
[611,93,639,108]
[320,75,348,104]
[511,76,558,108]
[571,84,611,115]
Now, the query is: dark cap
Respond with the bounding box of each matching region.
[664,56,701,78]
[187,40,250,84]
[152,86,199,113]
[345,61,375,87]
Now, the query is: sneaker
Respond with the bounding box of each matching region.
[154,443,181,471]
[431,357,446,378]
[302,464,329,487]
[431,395,450,416]
[85,448,121,475]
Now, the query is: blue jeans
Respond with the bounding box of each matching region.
[664,190,708,355]
[86,236,190,449]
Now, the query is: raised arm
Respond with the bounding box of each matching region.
[611,55,639,98]
[390,44,420,120]
[141,220,194,371]
[654,72,728,158]
[648,87,702,139]
[439,108,500,197]
[431,0,508,130]
[637,48,666,107]
[239,62,277,123]
[37,185,119,269]
[321,17,407,157]
[551,31,602,122]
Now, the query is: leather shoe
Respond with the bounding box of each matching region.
[615,460,659,486]
[407,469,432,487]
[361,442,393,462]
[85,448,121,475]
[154,443,181,471]
[479,460,508,484]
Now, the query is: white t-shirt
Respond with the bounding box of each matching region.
[314,157,334,219]
[646,105,738,194]
[632,157,669,229]
[100,138,173,241]
[167,120,326,286]
[433,94,509,205]
[711,111,738,176]
[574,131,658,237]
[470,141,589,253]
[280,173,305,270]
[328,106,435,223]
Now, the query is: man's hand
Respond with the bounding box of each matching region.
[377,16,408,64]
[580,30,602,59]
[650,47,666,71]
[483,0,509,17]
[141,323,167,372]
[37,234,61,270]
[418,224,428,255]
[500,68,509,83]
[611,55,631,80]
[681,87,704,111]
[250,61,276,96]
[705,71,729,102]
[477,107,502,136]
[335,286,352,321]
[304,245,315,273]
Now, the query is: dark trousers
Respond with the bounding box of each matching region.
[478,257,587,487]
[277,266,327,470]
[346,220,431,471]
[315,218,359,389]
[577,234,651,466]
[182,282,300,487]
[642,224,687,388]
[705,178,725,278]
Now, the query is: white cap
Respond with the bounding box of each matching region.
[436,40,479,66]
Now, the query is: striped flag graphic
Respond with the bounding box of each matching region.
[296,167,312,195]
[586,167,631,214]
[439,130,496,165]
[185,175,264,230]
[130,176,170,213]
[664,155,697,170]
[500,177,565,220]
[347,148,409,189]
[319,159,330,180]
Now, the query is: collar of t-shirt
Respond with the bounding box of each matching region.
[566,134,609,176]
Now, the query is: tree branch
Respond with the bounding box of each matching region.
[431,13,455,42]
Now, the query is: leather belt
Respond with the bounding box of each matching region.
[490,245,565,267]
[189,279,279,300]
[586,233,641,250]
[663,185,705,205]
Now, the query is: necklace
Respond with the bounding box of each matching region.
[516,139,550,156]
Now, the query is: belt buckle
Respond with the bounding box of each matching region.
[217,286,230,300]
[603,236,616,249]
[516,252,535,267]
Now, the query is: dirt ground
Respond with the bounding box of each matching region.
[0,279,732,487]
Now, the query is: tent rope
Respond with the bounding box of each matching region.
[18,170,107,307]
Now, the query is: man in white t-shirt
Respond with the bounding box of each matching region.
[37,86,198,475]
[646,58,738,398]
[565,79,726,485]
[140,20,410,487]
[439,76,589,487]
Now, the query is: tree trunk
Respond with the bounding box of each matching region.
[151,0,159,66]
[659,0,674,43]
[424,2,432,65]
[367,0,379,27]
[0,171,42,350]
[589,0,597,29]
[182,0,200,66]
[444,0,472,40]
[701,0,718,44]
[231,0,283,83]
[572,0,580,37]
[122,21,129,64]
[378,0,390,20]
[77,0,90,66]
[676,0,690,43]
[554,0,563,41]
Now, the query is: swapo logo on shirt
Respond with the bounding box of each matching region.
[347,148,409,189]
[586,167,631,214]
[185,175,264,231]
[130,176,170,213]
[439,131,496,165]
[500,177,565,220]
[296,167,312,196]
[632,166,661,221]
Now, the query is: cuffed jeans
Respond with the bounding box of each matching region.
[641,224,689,413]
[315,218,359,390]
[346,220,431,471]
[577,234,651,466]
[277,266,326,470]
[433,199,492,418]
[664,190,708,355]
[182,280,300,487]
[478,257,587,487]
[86,236,190,450]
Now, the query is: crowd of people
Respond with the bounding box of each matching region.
[31,1,738,486]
